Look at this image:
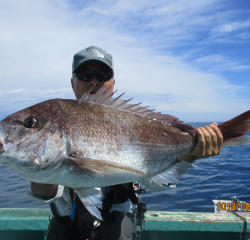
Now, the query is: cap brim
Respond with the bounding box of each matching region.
[73,58,113,72]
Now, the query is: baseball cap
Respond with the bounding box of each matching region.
[72,46,114,73]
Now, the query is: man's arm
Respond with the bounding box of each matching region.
[31,182,58,200]
[179,122,223,163]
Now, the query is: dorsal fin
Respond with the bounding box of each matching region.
[79,86,196,134]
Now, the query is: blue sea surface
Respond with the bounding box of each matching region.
[0,122,250,213]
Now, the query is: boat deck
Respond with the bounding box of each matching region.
[0,208,250,239]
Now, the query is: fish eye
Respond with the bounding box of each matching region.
[24,117,37,128]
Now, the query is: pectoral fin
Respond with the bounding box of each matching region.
[74,187,102,219]
[66,156,149,178]
[141,159,194,191]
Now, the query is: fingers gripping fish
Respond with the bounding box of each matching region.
[0,86,250,219]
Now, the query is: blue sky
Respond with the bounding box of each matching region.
[0,0,249,122]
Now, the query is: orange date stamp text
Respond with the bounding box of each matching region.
[216,202,250,211]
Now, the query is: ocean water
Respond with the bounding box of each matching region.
[0,122,250,213]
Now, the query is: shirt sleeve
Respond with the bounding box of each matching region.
[28,184,65,203]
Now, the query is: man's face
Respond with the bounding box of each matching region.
[71,61,115,100]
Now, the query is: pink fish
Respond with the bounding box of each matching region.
[0,86,249,218]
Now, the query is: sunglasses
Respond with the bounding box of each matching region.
[74,70,113,82]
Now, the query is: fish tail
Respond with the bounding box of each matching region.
[218,110,250,146]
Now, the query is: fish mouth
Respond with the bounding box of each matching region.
[0,137,14,155]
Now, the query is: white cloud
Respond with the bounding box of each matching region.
[208,19,250,43]
[0,0,249,122]
[1,88,73,101]
[0,88,75,119]
[212,21,250,33]
[195,54,250,71]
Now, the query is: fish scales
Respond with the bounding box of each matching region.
[54,99,195,177]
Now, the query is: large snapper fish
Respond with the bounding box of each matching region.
[0,86,250,218]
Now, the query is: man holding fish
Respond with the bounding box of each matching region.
[29,46,223,239]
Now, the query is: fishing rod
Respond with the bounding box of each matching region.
[133,182,147,240]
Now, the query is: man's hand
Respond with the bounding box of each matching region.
[179,122,223,163]
[31,182,58,200]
